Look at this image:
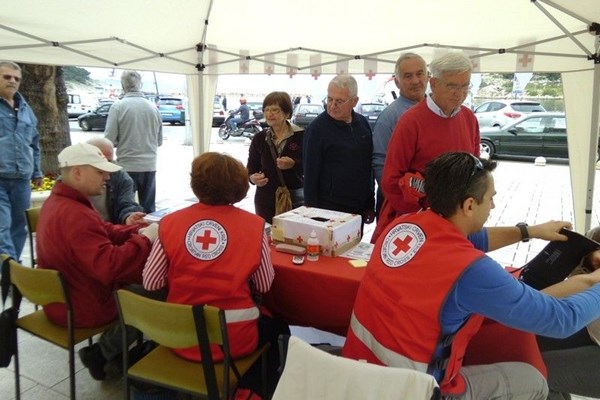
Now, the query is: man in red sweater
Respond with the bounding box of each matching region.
[372,52,480,242]
[37,142,159,380]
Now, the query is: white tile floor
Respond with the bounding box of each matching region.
[2,126,600,399]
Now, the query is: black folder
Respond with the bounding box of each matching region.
[518,228,600,290]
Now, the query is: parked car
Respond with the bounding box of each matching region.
[291,103,325,128]
[357,102,386,129]
[156,97,185,124]
[77,103,112,131]
[213,100,226,127]
[474,100,546,128]
[480,112,567,158]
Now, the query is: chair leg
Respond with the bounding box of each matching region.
[14,330,21,400]
[261,352,268,400]
[69,344,76,399]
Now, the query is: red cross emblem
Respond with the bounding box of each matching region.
[196,229,217,250]
[311,69,321,80]
[392,235,413,256]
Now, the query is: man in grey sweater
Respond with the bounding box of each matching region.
[105,71,163,213]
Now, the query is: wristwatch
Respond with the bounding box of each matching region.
[516,222,530,242]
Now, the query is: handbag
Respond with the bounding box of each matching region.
[267,135,293,216]
[0,256,19,368]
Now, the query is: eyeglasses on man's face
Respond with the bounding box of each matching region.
[439,80,471,93]
[326,96,355,108]
[1,74,21,83]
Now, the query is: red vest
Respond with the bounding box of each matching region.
[161,203,264,361]
[343,210,484,395]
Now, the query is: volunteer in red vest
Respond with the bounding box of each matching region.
[343,152,600,399]
[142,152,288,396]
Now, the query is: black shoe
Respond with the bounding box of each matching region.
[78,344,107,381]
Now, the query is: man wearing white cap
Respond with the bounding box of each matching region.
[36,142,159,381]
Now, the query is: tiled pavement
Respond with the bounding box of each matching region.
[1,126,599,399]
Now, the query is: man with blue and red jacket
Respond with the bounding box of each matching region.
[344,152,600,399]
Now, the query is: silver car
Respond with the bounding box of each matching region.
[474,100,546,128]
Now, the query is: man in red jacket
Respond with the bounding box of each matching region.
[37,142,159,380]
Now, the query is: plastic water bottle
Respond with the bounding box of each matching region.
[306,230,320,261]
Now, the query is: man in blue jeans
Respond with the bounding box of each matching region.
[0,61,42,261]
[227,97,250,130]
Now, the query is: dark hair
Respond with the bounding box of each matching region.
[190,152,249,205]
[263,91,293,119]
[424,152,497,217]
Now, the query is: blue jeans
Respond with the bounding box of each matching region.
[126,171,156,213]
[0,178,31,261]
[227,117,244,131]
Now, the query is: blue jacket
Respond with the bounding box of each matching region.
[106,170,144,224]
[0,92,42,180]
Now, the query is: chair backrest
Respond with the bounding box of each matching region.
[25,207,41,236]
[273,336,441,400]
[115,289,231,399]
[9,259,68,307]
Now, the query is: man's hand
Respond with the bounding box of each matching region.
[125,212,147,225]
[529,220,573,241]
[398,171,425,204]
[363,209,376,224]
[31,177,43,188]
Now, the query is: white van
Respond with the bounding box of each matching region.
[67,93,95,118]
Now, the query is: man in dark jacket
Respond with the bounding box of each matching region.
[303,75,375,229]
[87,137,145,225]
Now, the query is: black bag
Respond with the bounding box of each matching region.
[0,256,19,368]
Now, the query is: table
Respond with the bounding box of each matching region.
[263,247,547,376]
[264,248,362,336]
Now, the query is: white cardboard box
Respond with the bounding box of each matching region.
[271,206,362,257]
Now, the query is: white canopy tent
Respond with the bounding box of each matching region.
[2,0,599,231]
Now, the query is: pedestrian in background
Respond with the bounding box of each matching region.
[105,70,163,213]
[0,60,42,261]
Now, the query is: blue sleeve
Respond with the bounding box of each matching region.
[372,112,395,185]
[442,256,600,338]
[467,228,488,252]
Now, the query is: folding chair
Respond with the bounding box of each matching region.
[4,255,115,400]
[273,335,441,400]
[115,289,270,400]
[25,207,41,268]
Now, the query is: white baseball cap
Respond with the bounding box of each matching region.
[58,142,122,173]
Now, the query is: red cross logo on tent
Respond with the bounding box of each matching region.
[196,229,217,250]
[311,69,321,80]
[365,69,376,80]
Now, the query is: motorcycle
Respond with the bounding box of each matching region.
[218,112,263,140]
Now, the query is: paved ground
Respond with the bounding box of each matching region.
[1,123,599,399]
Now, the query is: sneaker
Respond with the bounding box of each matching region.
[78,344,107,381]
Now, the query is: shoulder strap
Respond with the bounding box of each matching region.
[266,131,287,187]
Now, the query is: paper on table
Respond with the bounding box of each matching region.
[340,242,374,261]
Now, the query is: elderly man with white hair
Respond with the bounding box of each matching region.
[372,52,481,242]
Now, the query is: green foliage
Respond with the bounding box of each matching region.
[63,66,91,85]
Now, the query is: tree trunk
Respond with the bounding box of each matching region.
[19,64,71,177]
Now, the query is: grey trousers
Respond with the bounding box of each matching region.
[539,329,600,399]
[443,362,548,400]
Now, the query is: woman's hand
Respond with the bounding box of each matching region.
[250,172,268,187]
[276,156,295,170]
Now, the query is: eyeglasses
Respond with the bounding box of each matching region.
[468,154,484,182]
[326,96,354,108]
[442,81,472,93]
[2,74,21,83]
[263,107,282,114]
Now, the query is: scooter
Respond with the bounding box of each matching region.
[218,112,263,140]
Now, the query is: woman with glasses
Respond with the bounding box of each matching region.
[247,91,304,224]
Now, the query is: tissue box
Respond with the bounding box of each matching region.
[271,206,362,257]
